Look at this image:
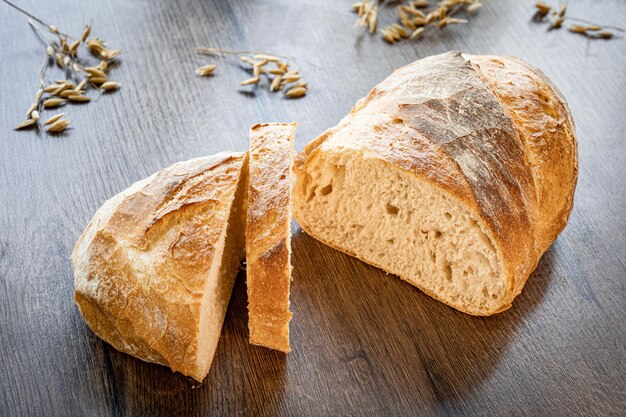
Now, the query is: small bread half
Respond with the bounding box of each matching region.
[72,152,248,381]
[246,122,297,353]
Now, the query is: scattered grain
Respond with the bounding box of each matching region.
[240,76,260,86]
[195,64,217,76]
[14,118,37,130]
[44,113,64,126]
[47,118,70,133]
[285,86,307,98]
[43,98,66,108]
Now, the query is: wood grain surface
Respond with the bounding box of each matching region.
[1,0,625,416]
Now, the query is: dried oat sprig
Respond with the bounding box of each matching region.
[533,1,622,39]
[196,48,309,99]
[378,0,483,45]
[2,0,123,134]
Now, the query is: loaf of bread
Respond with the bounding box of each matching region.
[293,51,577,315]
[72,152,248,381]
[246,123,296,353]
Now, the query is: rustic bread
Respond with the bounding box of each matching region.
[73,152,248,381]
[246,122,297,352]
[293,51,577,315]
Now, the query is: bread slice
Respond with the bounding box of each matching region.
[246,122,297,352]
[293,51,577,316]
[72,152,248,381]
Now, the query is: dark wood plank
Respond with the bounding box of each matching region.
[1,0,625,416]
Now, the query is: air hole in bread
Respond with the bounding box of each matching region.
[320,184,333,196]
[386,203,399,215]
[306,186,317,202]
[444,263,453,281]
[294,158,505,314]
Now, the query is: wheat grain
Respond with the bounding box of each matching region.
[410,27,426,39]
[550,17,564,29]
[43,98,66,108]
[88,77,108,85]
[76,80,88,91]
[253,54,280,62]
[26,102,38,116]
[81,25,91,42]
[240,76,260,86]
[68,94,90,102]
[60,89,76,98]
[195,64,217,76]
[47,118,70,133]
[100,81,120,91]
[240,55,256,65]
[535,2,551,15]
[467,2,482,12]
[69,40,80,56]
[85,67,107,78]
[285,86,307,98]
[15,118,37,130]
[44,113,64,126]
[270,75,283,91]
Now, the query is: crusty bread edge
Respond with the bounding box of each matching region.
[246,122,297,352]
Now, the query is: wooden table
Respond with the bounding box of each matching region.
[1,0,625,415]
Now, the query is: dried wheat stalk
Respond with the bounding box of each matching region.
[353,0,483,44]
[534,1,621,39]
[2,0,122,134]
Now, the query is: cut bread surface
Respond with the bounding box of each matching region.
[246,122,296,353]
[295,155,504,315]
[72,152,248,381]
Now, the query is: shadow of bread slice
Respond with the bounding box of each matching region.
[72,151,248,381]
[246,122,297,352]
[293,51,577,316]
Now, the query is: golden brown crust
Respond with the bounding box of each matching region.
[467,55,578,251]
[294,51,577,315]
[246,123,296,352]
[72,152,247,380]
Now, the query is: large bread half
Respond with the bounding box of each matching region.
[72,151,248,381]
[246,123,296,352]
[293,51,577,315]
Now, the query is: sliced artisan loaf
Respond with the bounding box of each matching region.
[73,151,248,381]
[246,122,296,352]
[293,51,577,316]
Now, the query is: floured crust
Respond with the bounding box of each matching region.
[294,51,577,315]
[72,152,247,380]
[246,123,297,352]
